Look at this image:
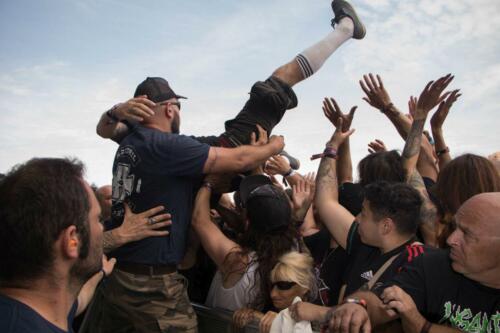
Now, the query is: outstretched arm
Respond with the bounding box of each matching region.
[403,75,454,246]
[431,89,461,170]
[360,74,441,181]
[76,255,116,316]
[314,116,356,249]
[191,183,240,268]
[322,97,357,184]
[203,125,285,174]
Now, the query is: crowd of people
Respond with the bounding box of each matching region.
[1,0,499,332]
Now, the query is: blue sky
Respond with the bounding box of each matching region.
[1,0,499,185]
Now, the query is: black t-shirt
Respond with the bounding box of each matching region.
[109,125,210,265]
[342,222,427,297]
[386,250,500,331]
[0,294,77,333]
[338,182,363,216]
[304,228,351,306]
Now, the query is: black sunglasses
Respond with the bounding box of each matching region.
[159,101,181,110]
[271,281,297,290]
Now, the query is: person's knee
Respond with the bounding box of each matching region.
[272,61,303,86]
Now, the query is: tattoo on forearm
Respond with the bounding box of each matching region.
[409,170,438,236]
[103,230,118,253]
[402,119,425,159]
[316,156,339,197]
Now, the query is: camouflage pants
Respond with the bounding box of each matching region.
[87,268,197,333]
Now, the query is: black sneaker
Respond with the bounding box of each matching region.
[331,0,366,40]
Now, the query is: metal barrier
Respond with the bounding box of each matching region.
[192,303,320,333]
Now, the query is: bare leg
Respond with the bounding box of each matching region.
[272,61,305,87]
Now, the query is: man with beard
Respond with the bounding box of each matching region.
[0,158,115,333]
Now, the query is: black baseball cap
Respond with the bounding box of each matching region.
[134,77,187,103]
[239,175,292,233]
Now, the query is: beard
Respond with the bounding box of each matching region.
[70,238,103,285]
[171,112,180,134]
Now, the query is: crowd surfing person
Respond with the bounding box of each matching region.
[2,3,500,333]
[87,0,366,331]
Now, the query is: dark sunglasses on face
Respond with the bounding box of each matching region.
[272,281,297,290]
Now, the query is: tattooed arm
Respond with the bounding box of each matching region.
[402,74,454,246]
[314,115,356,250]
[103,204,171,253]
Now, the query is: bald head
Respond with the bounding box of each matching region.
[456,192,500,237]
[448,192,500,287]
[96,185,112,221]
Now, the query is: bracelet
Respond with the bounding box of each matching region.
[283,168,294,177]
[106,104,120,122]
[420,320,432,333]
[100,268,107,279]
[310,147,337,161]
[341,297,367,309]
[203,182,213,191]
[436,147,449,156]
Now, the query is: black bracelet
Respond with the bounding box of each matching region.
[420,320,432,333]
[436,147,449,156]
[283,168,294,177]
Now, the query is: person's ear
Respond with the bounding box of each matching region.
[61,225,79,259]
[380,217,393,236]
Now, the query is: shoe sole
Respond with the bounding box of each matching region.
[331,0,366,40]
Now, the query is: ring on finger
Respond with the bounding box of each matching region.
[148,217,155,225]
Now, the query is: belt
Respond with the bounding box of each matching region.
[116,261,177,275]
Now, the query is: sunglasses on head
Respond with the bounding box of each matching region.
[271,281,297,290]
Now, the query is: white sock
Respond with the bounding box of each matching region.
[296,18,354,78]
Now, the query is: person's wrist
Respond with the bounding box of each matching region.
[202,182,214,192]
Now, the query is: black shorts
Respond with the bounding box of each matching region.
[219,76,298,147]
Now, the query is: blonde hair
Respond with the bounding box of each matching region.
[270,251,317,300]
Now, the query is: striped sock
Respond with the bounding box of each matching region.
[296,18,354,78]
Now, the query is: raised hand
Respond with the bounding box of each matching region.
[359,73,393,111]
[291,178,313,215]
[430,89,461,130]
[328,117,356,149]
[265,155,291,176]
[368,139,387,154]
[250,124,269,146]
[101,254,116,277]
[323,97,357,132]
[414,74,454,120]
[112,95,156,122]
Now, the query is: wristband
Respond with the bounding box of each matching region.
[106,104,120,122]
[203,182,213,191]
[283,168,294,177]
[311,147,337,161]
[420,320,432,333]
[436,147,449,156]
[341,297,367,309]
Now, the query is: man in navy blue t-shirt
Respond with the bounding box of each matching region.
[0,158,115,333]
[92,77,285,332]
